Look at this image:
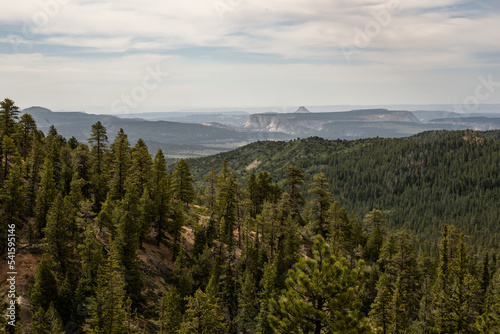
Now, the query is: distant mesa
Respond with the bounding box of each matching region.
[294,106,311,113]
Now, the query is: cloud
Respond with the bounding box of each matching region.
[0,0,499,109]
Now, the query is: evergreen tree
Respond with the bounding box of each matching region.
[178,289,228,334]
[236,269,258,334]
[76,226,104,298]
[0,165,24,253]
[17,113,37,161]
[282,165,304,211]
[109,128,131,200]
[88,121,108,174]
[269,235,369,334]
[114,208,143,306]
[42,194,73,272]
[369,273,393,334]
[0,98,19,138]
[35,157,57,236]
[170,201,185,259]
[86,242,127,334]
[364,209,386,262]
[137,186,154,247]
[30,257,58,311]
[159,287,183,334]
[256,261,279,334]
[433,225,481,333]
[31,303,65,334]
[192,224,207,258]
[204,168,218,216]
[216,160,239,245]
[127,138,152,195]
[308,172,333,237]
[1,136,20,185]
[172,158,195,204]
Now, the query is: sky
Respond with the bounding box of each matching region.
[0,0,499,114]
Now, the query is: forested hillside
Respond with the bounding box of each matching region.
[189,132,500,254]
[1,98,500,333]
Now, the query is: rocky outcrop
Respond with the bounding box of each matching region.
[295,106,311,113]
[244,109,420,135]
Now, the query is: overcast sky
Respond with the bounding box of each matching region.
[1,0,499,114]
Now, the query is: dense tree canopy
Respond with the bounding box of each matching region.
[1,99,500,333]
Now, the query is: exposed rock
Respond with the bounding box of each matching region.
[295,106,311,113]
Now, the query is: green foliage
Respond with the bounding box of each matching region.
[269,235,370,334]
[31,303,65,334]
[86,242,128,334]
[109,128,131,200]
[4,101,500,334]
[159,287,183,334]
[178,289,228,334]
[42,194,73,271]
[172,158,195,204]
[35,157,57,236]
[30,256,58,311]
[0,98,20,138]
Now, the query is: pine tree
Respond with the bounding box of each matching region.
[30,257,58,311]
[138,186,154,247]
[96,193,114,234]
[369,273,393,334]
[172,158,195,205]
[283,165,304,211]
[159,287,183,334]
[256,261,279,334]
[0,98,19,138]
[178,289,228,334]
[308,172,333,237]
[127,138,152,195]
[204,169,218,216]
[434,225,481,333]
[269,235,369,334]
[216,161,239,245]
[17,113,37,161]
[219,263,238,328]
[42,194,73,272]
[35,157,57,237]
[0,165,24,253]
[258,202,279,259]
[31,303,65,334]
[25,135,45,217]
[236,269,258,334]
[88,121,108,175]
[170,201,186,259]
[1,136,20,185]
[114,208,143,306]
[86,242,127,334]
[364,209,386,262]
[256,171,278,207]
[76,226,104,298]
[57,276,75,324]
[192,224,207,258]
[109,128,131,200]
[153,177,171,246]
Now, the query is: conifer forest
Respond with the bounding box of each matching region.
[2,97,500,333]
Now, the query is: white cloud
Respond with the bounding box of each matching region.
[1,0,499,109]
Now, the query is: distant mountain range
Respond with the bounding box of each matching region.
[21,107,290,158]
[22,106,500,157]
